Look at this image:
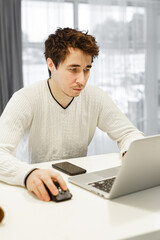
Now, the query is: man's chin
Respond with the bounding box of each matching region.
[65,88,83,98]
[72,91,82,97]
[70,89,83,97]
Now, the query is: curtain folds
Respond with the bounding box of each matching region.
[0,0,23,115]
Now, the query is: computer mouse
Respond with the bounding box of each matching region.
[45,182,72,202]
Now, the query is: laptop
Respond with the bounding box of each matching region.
[69,135,160,199]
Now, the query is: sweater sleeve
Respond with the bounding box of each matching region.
[96,89,144,155]
[0,91,36,186]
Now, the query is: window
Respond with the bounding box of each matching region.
[22,0,160,155]
[79,3,146,131]
[22,0,74,86]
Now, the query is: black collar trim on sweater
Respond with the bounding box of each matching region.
[47,79,74,109]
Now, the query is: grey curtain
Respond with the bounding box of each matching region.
[0,0,23,115]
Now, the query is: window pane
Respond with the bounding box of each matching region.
[22,0,74,86]
[79,3,146,132]
[22,1,74,43]
[78,3,146,155]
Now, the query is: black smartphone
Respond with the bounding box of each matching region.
[52,161,87,176]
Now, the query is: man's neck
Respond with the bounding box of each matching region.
[48,78,73,108]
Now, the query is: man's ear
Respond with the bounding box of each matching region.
[47,58,55,72]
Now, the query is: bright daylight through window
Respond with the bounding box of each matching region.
[21,0,160,155]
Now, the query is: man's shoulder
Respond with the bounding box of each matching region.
[14,79,47,99]
[83,84,107,100]
[84,84,104,95]
[21,79,47,93]
[9,80,48,111]
[80,84,114,109]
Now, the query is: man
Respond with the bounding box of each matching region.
[0,27,143,201]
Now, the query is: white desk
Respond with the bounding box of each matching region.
[1,153,160,240]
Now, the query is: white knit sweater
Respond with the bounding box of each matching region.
[0,79,143,186]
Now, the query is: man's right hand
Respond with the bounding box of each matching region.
[26,169,68,201]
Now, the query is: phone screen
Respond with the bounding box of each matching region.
[52,162,86,176]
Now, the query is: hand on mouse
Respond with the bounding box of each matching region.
[26,169,68,201]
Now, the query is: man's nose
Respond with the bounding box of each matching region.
[76,72,86,86]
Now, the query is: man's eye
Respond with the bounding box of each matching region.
[70,68,78,72]
[84,68,90,72]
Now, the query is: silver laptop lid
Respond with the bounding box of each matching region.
[69,135,160,199]
[109,135,160,198]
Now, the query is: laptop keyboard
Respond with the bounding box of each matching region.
[88,177,116,193]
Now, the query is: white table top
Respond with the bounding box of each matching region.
[1,153,160,240]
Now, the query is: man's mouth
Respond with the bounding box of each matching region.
[73,88,82,92]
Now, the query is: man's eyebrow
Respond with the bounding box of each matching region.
[86,65,92,68]
[67,64,92,68]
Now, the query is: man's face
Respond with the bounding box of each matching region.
[50,48,92,98]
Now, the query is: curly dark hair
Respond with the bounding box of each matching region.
[44,27,99,77]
